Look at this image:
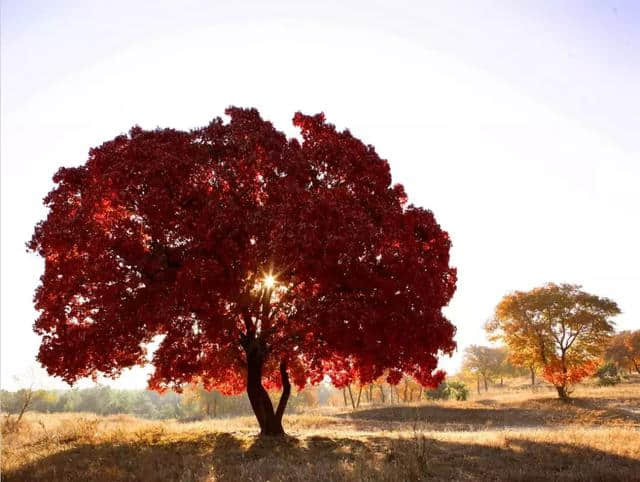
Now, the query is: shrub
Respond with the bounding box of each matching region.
[427,381,469,401]
[426,382,448,400]
[447,381,470,401]
[595,362,621,386]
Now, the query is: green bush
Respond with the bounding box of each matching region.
[427,381,469,401]
[447,381,470,401]
[426,382,448,400]
[595,362,621,386]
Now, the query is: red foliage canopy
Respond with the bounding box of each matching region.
[29,108,457,395]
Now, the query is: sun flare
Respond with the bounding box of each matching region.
[263,274,276,289]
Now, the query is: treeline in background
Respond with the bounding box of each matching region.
[3,327,638,422]
[0,377,468,422]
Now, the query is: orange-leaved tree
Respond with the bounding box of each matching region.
[487,283,619,400]
[485,320,540,388]
[605,330,640,374]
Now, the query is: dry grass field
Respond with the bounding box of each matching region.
[2,378,639,481]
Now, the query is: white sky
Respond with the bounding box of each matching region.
[2,1,639,390]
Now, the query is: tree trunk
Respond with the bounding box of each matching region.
[213,397,217,418]
[555,385,569,401]
[379,385,386,403]
[244,341,288,436]
[403,379,409,402]
[274,361,291,422]
[557,353,570,402]
[342,388,348,407]
[476,375,480,394]
[356,385,363,408]
[483,375,488,392]
[347,384,356,409]
[15,389,34,426]
[369,385,373,404]
[500,377,503,386]
[530,366,536,390]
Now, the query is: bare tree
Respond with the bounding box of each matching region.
[3,369,44,431]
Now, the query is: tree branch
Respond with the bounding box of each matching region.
[275,361,291,421]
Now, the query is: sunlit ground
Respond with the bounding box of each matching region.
[3,377,639,481]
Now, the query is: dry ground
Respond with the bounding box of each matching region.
[2,379,639,481]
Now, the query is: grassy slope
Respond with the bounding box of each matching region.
[2,378,639,481]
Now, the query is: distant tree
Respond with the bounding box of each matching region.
[462,345,503,392]
[341,382,371,409]
[0,390,19,413]
[77,386,112,414]
[56,388,81,412]
[489,283,619,400]
[1,370,48,429]
[398,376,423,402]
[31,390,58,412]
[183,383,222,418]
[450,368,477,394]
[287,388,319,412]
[105,390,135,414]
[28,107,457,435]
[605,330,640,374]
[2,387,43,430]
[155,391,184,419]
[13,388,38,423]
[486,321,540,389]
[133,391,160,418]
[369,377,388,404]
[626,331,640,374]
[492,347,508,386]
[492,347,528,386]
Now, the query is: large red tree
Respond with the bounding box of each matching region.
[29,108,457,435]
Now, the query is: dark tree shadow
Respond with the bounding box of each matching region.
[5,431,639,481]
[337,404,550,430]
[337,398,640,431]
